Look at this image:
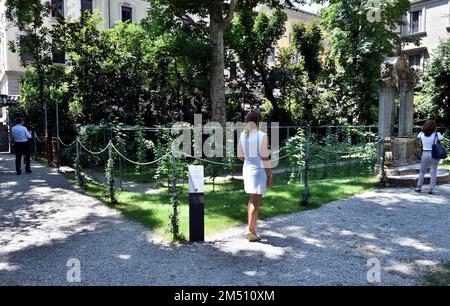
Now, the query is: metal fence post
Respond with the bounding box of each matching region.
[56,101,60,171]
[75,137,84,186]
[33,132,38,161]
[380,138,387,188]
[106,141,117,204]
[301,126,311,207]
[170,152,180,241]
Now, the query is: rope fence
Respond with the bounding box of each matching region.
[24,124,396,242]
[47,126,384,196]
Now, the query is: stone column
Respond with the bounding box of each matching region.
[397,58,416,138]
[378,82,396,138]
[378,58,398,138]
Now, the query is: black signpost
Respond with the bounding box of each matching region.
[188,165,205,242]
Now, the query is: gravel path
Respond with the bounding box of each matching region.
[1,153,449,285]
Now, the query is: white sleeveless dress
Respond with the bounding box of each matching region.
[240,130,267,195]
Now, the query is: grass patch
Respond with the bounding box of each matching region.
[441,160,450,170]
[421,262,450,286]
[67,163,379,241]
[83,154,294,185]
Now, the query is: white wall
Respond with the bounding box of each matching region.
[62,0,149,29]
[402,0,450,58]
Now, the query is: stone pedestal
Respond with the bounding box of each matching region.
[377,56,420,176]
[386,137,421,167]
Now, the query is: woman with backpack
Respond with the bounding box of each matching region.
[415,119,446,194]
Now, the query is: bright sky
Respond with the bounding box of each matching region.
[296,1,327,14]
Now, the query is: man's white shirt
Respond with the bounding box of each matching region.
[12,124,32,143]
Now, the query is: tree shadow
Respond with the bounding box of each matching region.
[1,153,449,285]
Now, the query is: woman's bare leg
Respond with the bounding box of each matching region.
[248,194,262,233]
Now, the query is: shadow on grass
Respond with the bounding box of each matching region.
[67,161,380,238]
[421,262,450,286]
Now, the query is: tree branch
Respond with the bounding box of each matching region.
[181,14,208,34]
[222,0,239,28]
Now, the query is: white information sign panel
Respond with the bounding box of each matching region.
[188,165,204,194]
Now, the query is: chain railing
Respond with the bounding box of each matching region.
[30,125,390,242]
[23,121,450,242]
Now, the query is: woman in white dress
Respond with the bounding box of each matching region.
[415,119,445,194]
[237,110,273,242]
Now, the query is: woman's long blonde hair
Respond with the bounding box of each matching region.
[245,109,263,138]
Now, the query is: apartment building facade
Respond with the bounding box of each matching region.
[0,0,150,96]
[401,0,450,69]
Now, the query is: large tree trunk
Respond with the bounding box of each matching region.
[261,78,282,123]
[209,4,227,127]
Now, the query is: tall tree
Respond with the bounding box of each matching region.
[142,1,212,125]
[420,38,450,128]
[319,0,411,124]
[6,0,61,163]
[292,20,324,124]
[154,0,305,125]
[226,7,288,122]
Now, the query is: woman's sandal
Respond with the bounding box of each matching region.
[415,188,422,193]
[246,232,262,242]
[428,189,433,195]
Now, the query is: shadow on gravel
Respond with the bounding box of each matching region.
[1,154,449,285]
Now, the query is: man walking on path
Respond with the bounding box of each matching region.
[11,117,32,175]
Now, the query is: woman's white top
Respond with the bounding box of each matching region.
[240,130,267,195]
[417,132,444,151]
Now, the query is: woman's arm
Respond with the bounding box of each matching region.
[237,137,245,162]
[437,132,444,144]
[261,135,273,187]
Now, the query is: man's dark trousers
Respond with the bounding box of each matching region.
[15,142,31,174]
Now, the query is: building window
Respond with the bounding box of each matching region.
[121,6,133,22]
[409,54,421,68]
[410,10,422,33]
[229,61,237,80]
[269,47,276,62]
[19,36,34,62]
[81,0,93,13]
[52,50,65,64]
[51,0,64,18]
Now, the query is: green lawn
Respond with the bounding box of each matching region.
[70,163,379,240]
[421,262,450,286]
[441,160,450,170]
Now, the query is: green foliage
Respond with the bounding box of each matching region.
[320,0,412,124]
[106,144,117,204]
[77,125,110,166]
[419,38,450,127]
[113,122,127,157]
[422,262,450,286]
[8,66,75,141]
[226,7,289,122]
[292,20,323,82]
[154,128,172,185]
[75,139,85,186]
[285,127,378,184]
[75,160,378,241]
[285,128,307,183]
[290,21,323,125]
[6,0,74,139]
[413,92,435,125]
[169,153,183,242]
[134,116,150,173]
